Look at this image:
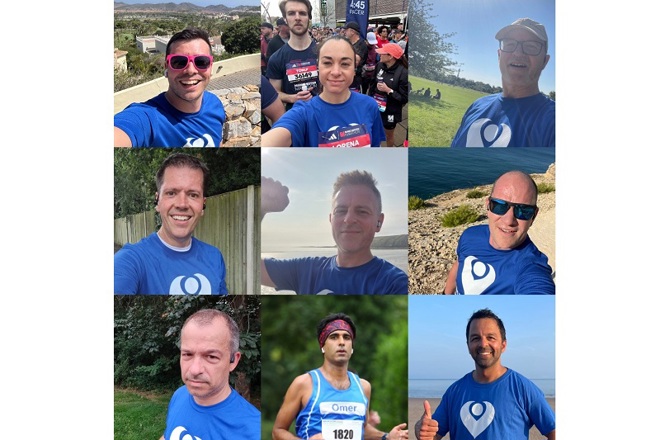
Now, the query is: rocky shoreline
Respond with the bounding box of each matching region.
[408,164,556,294]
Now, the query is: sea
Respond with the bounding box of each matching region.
[409,378,555,398]
[409,148,556,199]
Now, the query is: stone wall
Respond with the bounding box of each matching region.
[211,86,261,147]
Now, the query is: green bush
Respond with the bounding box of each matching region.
[537,182,555,193]
[466,189,487,199]
[440,205,480,227]
[408,195,426,210]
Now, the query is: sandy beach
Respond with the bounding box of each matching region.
[408,397,555,439]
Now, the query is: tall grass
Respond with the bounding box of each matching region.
[409,76,487,147]
[115,388,171,440]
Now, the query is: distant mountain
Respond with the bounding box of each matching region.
[114,2,259,13]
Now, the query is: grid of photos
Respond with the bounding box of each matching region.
[114,0,555,439]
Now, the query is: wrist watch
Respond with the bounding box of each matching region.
[381,434,388,440]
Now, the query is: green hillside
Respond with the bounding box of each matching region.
[409,76,488,147]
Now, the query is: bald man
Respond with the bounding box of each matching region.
[444,170,554,295]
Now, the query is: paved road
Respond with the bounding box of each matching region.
[208,67,260,90]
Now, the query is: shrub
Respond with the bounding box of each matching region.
[466,189,487,199]
[439,205,480,227]
[537,182,555,194]
[408,195,426,210]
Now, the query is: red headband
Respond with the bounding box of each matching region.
[319,319,354,348]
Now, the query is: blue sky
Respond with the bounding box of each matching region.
[409,295,555,380]
[422,0,555,94]
[261,148,408,250]
[118,0,258,7]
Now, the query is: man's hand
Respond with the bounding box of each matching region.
[415,400,438,440]
[294,89,313,103]
[261,177,289,218]
[388,422,409,440]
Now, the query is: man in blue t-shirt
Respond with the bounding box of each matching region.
[114,153,228,294]
[260,171,408,294]
[415,309,555,440]
[114,27,225,147]
[272,313,408,440]
[444,170,554,295]
[161,309,260,440]
[266,0,320,111]
[451,18,554,148]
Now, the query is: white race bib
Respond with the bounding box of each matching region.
[321,419,363,440]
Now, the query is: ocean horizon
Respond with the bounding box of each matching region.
[409,378,555,398]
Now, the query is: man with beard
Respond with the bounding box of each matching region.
[450,18,554,147]
[272,313,408,440]
[415,308,555,440]
[266,0,320,111]
[114,28,225,147]
[160,309,260,440]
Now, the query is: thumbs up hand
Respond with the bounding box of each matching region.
[414,400,439,440]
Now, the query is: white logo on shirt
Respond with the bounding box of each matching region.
[461,256,496,295]
[169,426,202,440]
[169,273,213,295]
[465,118,511,147]
[460,401,495,438]
[184,134,216,148]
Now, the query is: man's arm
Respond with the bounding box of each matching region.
[272,374,311,440]
[269,78,313,106]
[545,430,555,440]
[261,177,290,286]
[414,400,440,440]
[443,261,458,294]
[362,379,409,440]
[114,126,132,148]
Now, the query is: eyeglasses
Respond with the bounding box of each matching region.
[498,39,545,56]
[488,197,537,220]
[166,54,213,71]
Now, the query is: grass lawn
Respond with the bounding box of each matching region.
[114,387,172,440]
[409,76,488,147]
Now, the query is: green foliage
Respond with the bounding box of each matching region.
[548,91,556,101]
[114,149,260,219]
[261,296,408,430]
[114,389,171,440]
[409,195,426,210]
[439,205,480,227]
[222,15,260,55]
[408,0,457,80]
[409,76,487,147]
[466,189,487,199]
[114,296,261,402]
[537,182,555,193]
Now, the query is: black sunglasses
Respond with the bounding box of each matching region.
[488,197,536,220]
[166,54,213,71]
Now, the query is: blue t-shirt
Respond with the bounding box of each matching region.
[265,41,319,110]
[296,369,368,440]
[114,91,225,147]
[272,92,386,147]
[455,225,554,295]
[114,233,228,295]
[450,93,555,148]
[164,386,260,440]
[264,255,407,294]
[261,74,279,109]
[433,369,555,440]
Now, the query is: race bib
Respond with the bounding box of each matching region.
[286,60,319,92]
[318,124,372,148]
[373,94,387,112]
[321,420,363,440]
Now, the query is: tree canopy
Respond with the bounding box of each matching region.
[222,15,261,55]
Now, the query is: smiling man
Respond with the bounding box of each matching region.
[450,18,554,148]
[114,153,228,294]
[114,28,225,147]
[160,309,260,440]
[415,309,555,440]
[273,313,408,440]
[443,170,554,295]
[260,171,407,294]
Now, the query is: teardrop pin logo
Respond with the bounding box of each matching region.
[460,401,495,438]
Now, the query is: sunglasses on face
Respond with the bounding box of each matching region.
[488,197,537,220]
[166,54,213,71]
